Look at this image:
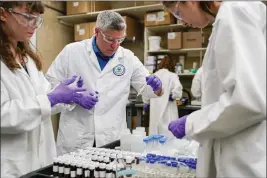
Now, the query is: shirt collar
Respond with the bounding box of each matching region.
[92,36,115,60]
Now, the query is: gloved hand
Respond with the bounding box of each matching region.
[168,115,188,139]
[146,75,162,91]
[47,75,86,107]
[143,104,149,112]
[169,94,175,101]
[74,91,99,110]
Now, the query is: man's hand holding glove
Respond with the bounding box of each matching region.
[146,75,163,96]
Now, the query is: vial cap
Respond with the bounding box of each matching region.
[89,164,95,170]
[98,156,104,161]
[126,156,133,164]
[104,157,110,162]
[117,153,122,159]
[94,162,100,167]
[92,155,97,160]
[112,164,117,171]
[99,163,106,169]
[100,152,106,157]
[106,164,112,170]
[77,162,83,167]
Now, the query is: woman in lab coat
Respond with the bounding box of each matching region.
[0,2,88,177]
[163,1,266,177]
[143,56,183,137]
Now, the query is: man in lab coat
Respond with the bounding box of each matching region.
[46,11,163,155]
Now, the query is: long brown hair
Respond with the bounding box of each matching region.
[162,1,217,17]
[0,1,44,71]
[158,55,175,72]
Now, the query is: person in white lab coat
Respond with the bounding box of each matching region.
[0,2,92,177]
[163,1,266,177]
[46,11,163,155]
[191,67,202,99]
[143,56,183,137]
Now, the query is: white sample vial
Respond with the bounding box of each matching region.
[99,163,106,178]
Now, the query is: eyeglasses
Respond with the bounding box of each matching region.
[100,30,126,44]
[7,8,43,29]
[171,2,183,20]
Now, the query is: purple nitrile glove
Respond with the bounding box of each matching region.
[168,115,188,139]
[143,104,149,112]
[146,75,162,91]
[169,94,174,101]
[47,75,87,107]
[74,91,99,110]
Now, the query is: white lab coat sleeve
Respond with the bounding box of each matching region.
[1,81,51,134]
[191,67,202,98]
[45,45,78,112]
[185,5,266,141]
[170,74,183,99]
[130,56,159,99]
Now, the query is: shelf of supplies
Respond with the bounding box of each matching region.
[178,73,195,76]
[57,4,163,25]
[146,24,188,33]
[147,48,207,54]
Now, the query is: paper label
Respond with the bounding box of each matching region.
[147,14,156,21]
[79,29,85,36]
[70,171,76,177]
[59,167,64,173]
[73,2,79,7]
[64,168,70,174]
[85,170,89,177]
[53,166,58,172]
[77,168,82,175]
[100,171,106,177]
[157,11,165,21]
[94,171,99,177]
[168,32,176,39]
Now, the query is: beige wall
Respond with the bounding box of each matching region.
[37,2,73,140]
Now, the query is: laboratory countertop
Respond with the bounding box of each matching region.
[127,102,201,110]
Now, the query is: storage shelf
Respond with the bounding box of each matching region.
[147,23,188,33]
[147,48,207,54]
[57,4,163,25]
[178,73,195,76]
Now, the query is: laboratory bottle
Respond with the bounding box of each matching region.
[82,162,89,178]
[76,162,83,178]
[70,162,77,178]
[64,159,71,178]
[125,156,133,177]
[99,163,106,178]
[58,158,65,178]
[89,164,95,178]
[105,164,113,178]
[112,164,117,178]
[94,162,100,178]
[97,155,104,163]
[53,158,59,178]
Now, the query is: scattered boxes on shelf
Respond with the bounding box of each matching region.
[67,1,111,15]
[145,11,176,27]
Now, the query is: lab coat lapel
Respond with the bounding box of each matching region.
[87,38,102,73]
[99,47,123,78]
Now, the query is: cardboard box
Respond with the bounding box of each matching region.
[202,31,212,47]
[182,32,202,48]
[67,1,110,15]
[123,16,141,40]
[74,22,96,41]
[145,11,175,27]
[143,1,160,5]
[168,32,182,49]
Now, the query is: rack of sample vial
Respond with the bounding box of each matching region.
[52,146,196,178]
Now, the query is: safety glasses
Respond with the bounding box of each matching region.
[7,8,43,29]
[171,2,183,20]
[100,30,126,44]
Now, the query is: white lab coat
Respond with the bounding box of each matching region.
[143,69,183,137]
[46,37,158,155]
[185,2,266,177]
[191,67,202,99]
[1,57,57,178]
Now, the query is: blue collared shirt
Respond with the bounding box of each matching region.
[92,36,115,71]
